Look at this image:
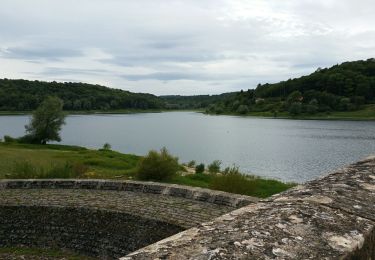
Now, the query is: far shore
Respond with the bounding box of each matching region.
[1,108,374,121]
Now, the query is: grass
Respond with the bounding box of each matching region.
[0,142,139,179]
[206,104,375,121]
[0,142,294,198]
[167,171,295,198]
[0,247,94,260]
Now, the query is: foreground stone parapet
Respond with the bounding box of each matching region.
[0,189,235,229]
[123,156,375,259]
[0,180,256,259]
[0,205,183,259]
[0,179,257,207]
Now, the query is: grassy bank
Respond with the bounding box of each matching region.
[205,104,375,121]
[2,105,374,120]
[0,142,294,198]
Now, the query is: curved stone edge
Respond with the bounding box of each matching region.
[122,156,375,259]
[0,179,258,207]
[0,204,184,259]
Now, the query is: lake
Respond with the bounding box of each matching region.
[1,112,374,183]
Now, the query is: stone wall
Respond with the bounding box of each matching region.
[1,156,374,259]
[0,179,257,207]
[123,156,375,259]
[0,205,182,259]
[0,180,256,259]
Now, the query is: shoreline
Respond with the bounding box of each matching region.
[1,109,374,121]
[0,109,200,116]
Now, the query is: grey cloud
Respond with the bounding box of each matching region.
[41,67,109,76]
[108,53,223,67]
[122,72,203,81]
[121,72,269,82]
[0,0,374,95]
[1,47,82,61]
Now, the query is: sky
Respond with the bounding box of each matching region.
[0,0,374,95]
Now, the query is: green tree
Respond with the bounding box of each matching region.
[208,160,222,173]
[288,102,302,116]
[195,163,205,173]
[102,143,112,150]
[25,96,66,144]
[236,105,249,114]
[305,99,318,114]
[287,91,302,104]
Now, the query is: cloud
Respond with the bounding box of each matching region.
[0,0,374,95]
[0,47,82,61]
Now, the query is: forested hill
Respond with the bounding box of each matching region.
[255,58,375,99]
[160,92,237,110]
[206,58,375,116]
[0,79,164,111]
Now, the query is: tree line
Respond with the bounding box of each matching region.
[1,58,374,116]
[0,79,164,111]
[206,58,375,116]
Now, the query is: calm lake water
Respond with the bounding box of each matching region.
[1,112,374,183]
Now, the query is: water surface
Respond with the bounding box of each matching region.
[1,112,374,183]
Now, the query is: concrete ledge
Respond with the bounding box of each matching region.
[123,157,375,259]
[0,179,257,207]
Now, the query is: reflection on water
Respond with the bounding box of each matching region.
[1,112,374,183]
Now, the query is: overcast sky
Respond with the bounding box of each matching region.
[0,0,374,95]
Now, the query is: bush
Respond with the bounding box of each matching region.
[10,161,87,179]
[288,102,302,115]
[236,105,249,114]
[195,163,205,173]
[11,161,40,178]
[101,143,112,151]
[137,147,179,181]
[208,160,221,173]
[3,135,17,143]
[187,160,196,167]
[17,134,39,144]
[210,166,256,195]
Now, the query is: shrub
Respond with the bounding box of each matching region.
[208,160,221,173]
[17,134,39,144]
[11,161,40,178]
[10,160,87,179]
[305,104,318,114]
[102,143,112,151]
[195,163,205,173]
[210,166,256,195]
[339,98,351,111]
[187,160,196,167]
[3,135,17,143]
[288,102,302,116]
[137,147,179,181]
[236,105,249,114]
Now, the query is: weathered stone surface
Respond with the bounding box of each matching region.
[0,205,182,259]
[1,158,375,259]
[124,201,374,259]
[0,189,236,229]
[0,180,256,259]
[271,156,375,222]
[0,179,258,207]
[123,156,375,260]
